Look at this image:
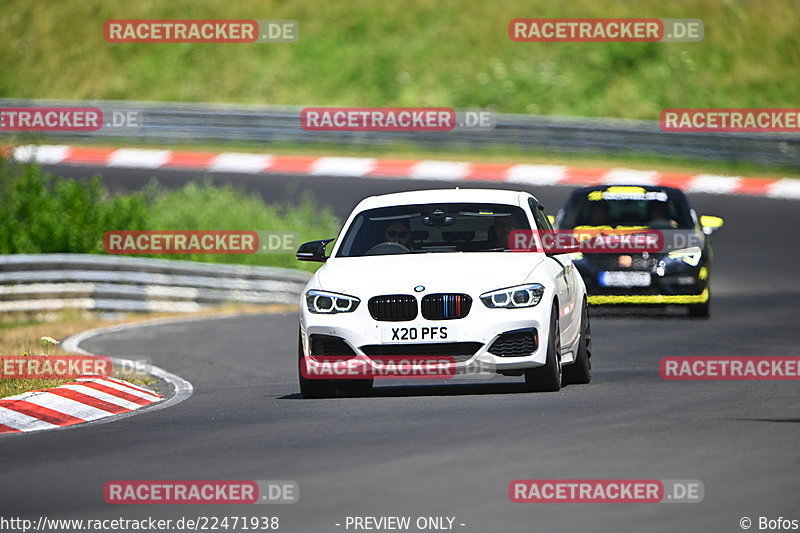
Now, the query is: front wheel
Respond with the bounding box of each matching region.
[688,288,710,318]
[298,333,336,399]
[336,379,374,393]
[563,298,591,385]
[524,302,562,392]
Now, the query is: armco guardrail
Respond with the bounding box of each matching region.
[0,254,310,313]
[1,99,798,167]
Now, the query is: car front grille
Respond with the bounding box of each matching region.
[360,342,483,363]
[487,329,538,357]
[309,334,356,357]
[587,253,657,271]
[368,295,418,321]
[420,293,472,320]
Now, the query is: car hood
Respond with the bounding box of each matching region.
[315,252,546,295]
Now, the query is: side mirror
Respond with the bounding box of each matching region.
[542,230,581,256]
[296,239,334,262]
[700,215,724,235]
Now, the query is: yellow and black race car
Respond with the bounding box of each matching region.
[555,185,724,317]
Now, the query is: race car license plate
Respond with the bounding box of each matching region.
[381,325,455,343]
[598,271,651,287]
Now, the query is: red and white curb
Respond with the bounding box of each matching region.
[0,375,162,434]
[0,318,196,436]
[8,144,800,200]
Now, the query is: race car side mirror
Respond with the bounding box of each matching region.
[296,239,334,262]
[700,215,724,235]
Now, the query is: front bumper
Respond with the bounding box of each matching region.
[586,289,708,305]
[575,255,709,306]
[299,290,554,374]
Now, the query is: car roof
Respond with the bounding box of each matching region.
[353,188,531,211]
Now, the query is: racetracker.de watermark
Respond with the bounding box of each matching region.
[507,229,707,254]
[302,355,459,379]
[660,109,800,132]
[103,231,296,254]
[300,107,495,132]
[509,18,703,42]
[508,229,662,254]
[0,355,111,379]
[104,480,298,504]
[509,479,704,503]
[660,357,800,380]
[0,107,142,132]
[104,19,298,43]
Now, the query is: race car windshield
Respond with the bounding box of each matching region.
[559,189,694,230]
[336,203,532,257]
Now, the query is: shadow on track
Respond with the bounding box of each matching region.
[278,380,593,399]
[734,418,800,424]
[589,306,705,320]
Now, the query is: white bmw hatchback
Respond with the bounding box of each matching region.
[296,188,591,398]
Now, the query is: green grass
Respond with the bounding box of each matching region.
[0,157,341,270]
[146,181,341,268]
[1,0,798,119]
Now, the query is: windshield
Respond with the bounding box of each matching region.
[336,203,532,257]
[559,187,694,230]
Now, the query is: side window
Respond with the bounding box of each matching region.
[529,198,553,230]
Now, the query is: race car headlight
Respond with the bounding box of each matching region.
[667,247,702,267]
[480,284,544,309]
[305,290,360,314]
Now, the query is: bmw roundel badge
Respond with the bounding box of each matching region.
[414,285,425,292]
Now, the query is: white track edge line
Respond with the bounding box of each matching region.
[0,317,235,435]
[59,320,200,429]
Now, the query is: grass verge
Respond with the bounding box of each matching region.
[2,0,798,119]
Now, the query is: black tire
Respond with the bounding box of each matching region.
[524,302,562,392]
[688,288,710,318]
[336,379,374,393]
[563,298,591,385]
[298,333,336,399]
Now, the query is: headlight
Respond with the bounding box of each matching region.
[305,290,360,314]
[667,247,702,267]
[480,284,544,309]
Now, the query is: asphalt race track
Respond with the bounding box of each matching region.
[2,164,799,532]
